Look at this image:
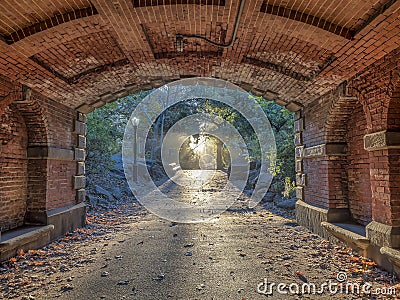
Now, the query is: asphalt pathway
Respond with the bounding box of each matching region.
[1,171,398,300]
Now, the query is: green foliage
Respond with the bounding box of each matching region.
[86,91,149,174]
[249,95,295,195]
[283,177,296,198]
[86,90,295,197]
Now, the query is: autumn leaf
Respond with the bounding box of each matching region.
[296,271,308,283]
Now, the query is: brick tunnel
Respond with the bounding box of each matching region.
[1,0,400,276]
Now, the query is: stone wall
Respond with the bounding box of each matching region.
[0,75,86,241]
[298,46,400,272]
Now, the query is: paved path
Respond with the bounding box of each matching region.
[1,171,398,299]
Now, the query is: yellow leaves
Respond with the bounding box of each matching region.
[348,256,360,263]
[364,261,377,267]
[9,257,17,263]
[347,267,365,274]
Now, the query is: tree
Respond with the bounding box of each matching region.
[86,91,149,174]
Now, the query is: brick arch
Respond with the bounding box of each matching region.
[14,99,49,147]
[324,92,372,225]
[76,77,292,113]
[325,95,359,143]
[10,99,50,221]
[0,105,28,232]
[325,85,373,141]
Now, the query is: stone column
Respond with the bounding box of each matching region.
[294,110,306,200]
[295,108,351,238]
[364,130,400,248]
[74,112,87,203]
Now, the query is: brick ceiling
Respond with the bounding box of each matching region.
[0,0,399,111]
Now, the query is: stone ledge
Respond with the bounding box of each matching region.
[366,221,400,248]
[75,148,86,161]
[77,112,87,123]
[380,247,400,275]
[27,146,74,161]
[77,162,85,175]
[294,118,304,132]
[74,120,87,135]
[364,130,400,151]
[322,222,370,256]
[285,101,302,112]
[303,143,347,158]
[77,135,86,148]
[0,225,54,261]
[76,103,95,114]
[296,200,350,240]
[296,173,307,186]
[47,203,86,240]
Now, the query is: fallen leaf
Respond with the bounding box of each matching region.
[296,271,308,283]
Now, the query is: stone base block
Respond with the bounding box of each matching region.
[321,222,370,256]
[295,200,350,241]
[296,202,400,276]
[0,225,54,261]
[47,203,86,240]
[380,247,400,276]
[1,203,86,262]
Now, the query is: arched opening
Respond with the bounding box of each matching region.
[84,80,296,213]
[0,105,28,232]
[346,101,372,226]
[16,99,50,222]
[325,95,372,226]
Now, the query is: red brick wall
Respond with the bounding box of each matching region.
[327,157,348,209]
[26,159,47,214]
[302,95,329,208]
[346,104,372,226]
[388,149,400,226]
[27,95,77,211]
[302,95,333,147]
[46,160,76,210]
[0,75,78,227]
[0,106,28,231]
[303,157,328,207]
[346,48,400,226]
[37,94,75,149]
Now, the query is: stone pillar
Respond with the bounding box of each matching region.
[296,141,349,237]
[74,112,87,203]
[294,110,305,201]
[364,130,400,248]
